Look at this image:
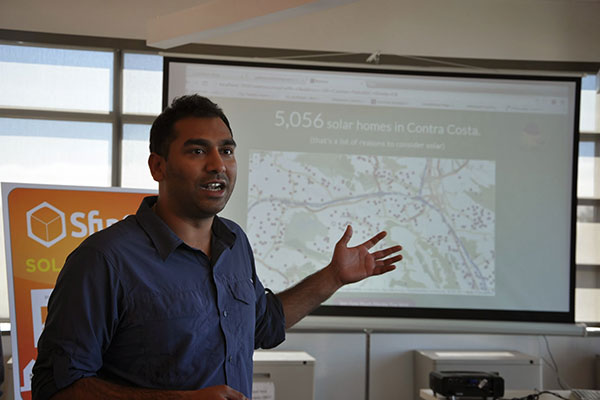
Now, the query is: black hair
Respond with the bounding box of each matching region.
[149,95,232,159]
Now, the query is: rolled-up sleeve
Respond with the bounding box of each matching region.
[254,283,286,350]
[32,246,121,400]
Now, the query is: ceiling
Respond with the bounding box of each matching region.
[1,0,599,71]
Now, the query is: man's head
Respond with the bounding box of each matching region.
[148,95,237,221]
[150,95,232,159]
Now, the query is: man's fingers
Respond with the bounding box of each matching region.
[209,384,248,400]
[371,264,396,276]
[359,231,387,249]
[371,245,403,260]
[337,225,353,246]
[375,253,403,267]
[224,387,248,400]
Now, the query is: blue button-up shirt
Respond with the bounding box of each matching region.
[32,196,286,400]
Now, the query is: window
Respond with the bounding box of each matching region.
[0,45,113,113]
[121,52,162,190]
[0,118,112,186]
[0,44,161,318]
[575,74,600,323]
[123,53,162,115]
[121,123,157,189]
[578,141,596,198]
[580,74,598,133]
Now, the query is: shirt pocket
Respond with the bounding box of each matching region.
[225,278,257,353]
[127,289,211,355]
[228,278,256,305]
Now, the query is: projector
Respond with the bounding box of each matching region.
[429,371,504,399]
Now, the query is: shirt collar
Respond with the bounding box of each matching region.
[136,196,236,261]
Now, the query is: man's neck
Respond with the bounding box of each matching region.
[153,201,214,257]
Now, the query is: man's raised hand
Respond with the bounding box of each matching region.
[329,225,403,287]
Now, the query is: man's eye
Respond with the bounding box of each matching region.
[222,148,235,155]
[192,148,205,155]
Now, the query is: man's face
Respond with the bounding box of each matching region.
[156,116,237,220]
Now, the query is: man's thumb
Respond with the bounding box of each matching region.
[338,225,353,246]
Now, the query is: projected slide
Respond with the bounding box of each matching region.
[167,59,577,321]
[248,151,495,299]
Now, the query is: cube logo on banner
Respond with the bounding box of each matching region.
[26,202,66,248]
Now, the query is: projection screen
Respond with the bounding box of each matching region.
[165,58,579,323]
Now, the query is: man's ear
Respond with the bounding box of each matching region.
[148,152,166,182]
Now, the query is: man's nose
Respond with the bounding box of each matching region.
[205,148,226,173]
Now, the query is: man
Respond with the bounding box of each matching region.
[32,95,403,400]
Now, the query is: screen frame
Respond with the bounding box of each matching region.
[163,56,580,324]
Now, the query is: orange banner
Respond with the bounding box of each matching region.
[3,184,155,399]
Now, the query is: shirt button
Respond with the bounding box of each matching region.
[228,356,233,362]
[223,310,228,317]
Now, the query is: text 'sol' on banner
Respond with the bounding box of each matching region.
[2,183,155,400]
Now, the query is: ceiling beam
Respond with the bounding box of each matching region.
[146,0,357,49]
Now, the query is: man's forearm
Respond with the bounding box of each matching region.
[50,377,190,400]
[277,264,342,329]
[50,377,247,400]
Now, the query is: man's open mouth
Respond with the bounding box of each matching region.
[200,182,226,191]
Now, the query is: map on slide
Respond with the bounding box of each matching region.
[247,150,496,296]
